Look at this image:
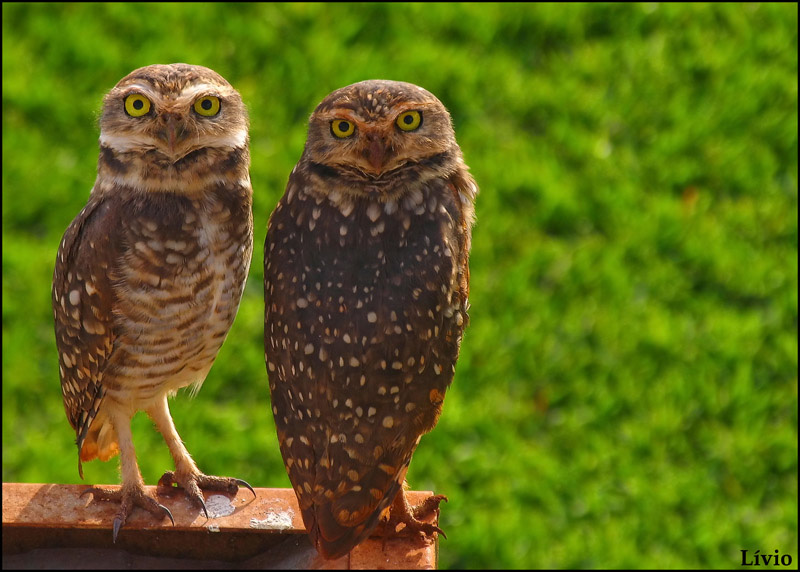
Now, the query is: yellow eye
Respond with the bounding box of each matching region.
[331,119,355,138]
[396,110,422,131]
[194,96,221,117]
[124,94,151,117]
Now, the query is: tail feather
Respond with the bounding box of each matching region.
[78,414,119,464]
[306,477,404,560]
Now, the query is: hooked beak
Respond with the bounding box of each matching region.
[366,134,388,173]
[158,112,186,158]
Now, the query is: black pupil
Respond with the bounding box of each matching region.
[132,99,143,110]
[340,122,349,131]
[201,99,212,110]
[403,114,414,124]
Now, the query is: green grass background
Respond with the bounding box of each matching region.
[2,2,797,569]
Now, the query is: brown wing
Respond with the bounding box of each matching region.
[53,193,120,476]
[264,168,474,558]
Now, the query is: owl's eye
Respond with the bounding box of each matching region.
[396,110,422,132]
[124,94,151,117]
[194,96,221,117]
[331,119,355,138]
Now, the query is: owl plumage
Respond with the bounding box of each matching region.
[53,63,254,540]
[264,80,477,559]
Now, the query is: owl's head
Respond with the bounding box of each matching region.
[98,63,248,164]
[301,80,461,196]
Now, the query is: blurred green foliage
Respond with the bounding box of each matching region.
[2,2,797,569]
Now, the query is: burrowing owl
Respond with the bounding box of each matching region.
[264,80,477,559]
[52,63,254,540]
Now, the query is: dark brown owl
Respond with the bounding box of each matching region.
[52,63,254,541]
[263,80,477,559]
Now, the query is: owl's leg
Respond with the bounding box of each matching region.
[147,395,255,517]
[381,487,448,540]
[81,407,174,542]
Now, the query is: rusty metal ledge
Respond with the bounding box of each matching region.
[2,483,438,569]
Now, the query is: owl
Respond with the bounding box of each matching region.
[52,63,254,541]
[264,80,477,559]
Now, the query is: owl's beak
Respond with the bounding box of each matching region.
[366,134,388,173]
[158,112,187,158]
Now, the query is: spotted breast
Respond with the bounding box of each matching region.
[264,79,477,560]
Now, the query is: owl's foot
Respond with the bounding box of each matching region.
[380,491,448,540]
[157,470,256,518]
[81,484,174,543]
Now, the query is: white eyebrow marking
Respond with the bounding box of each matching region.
[122,83,153,93]
[118,82,228,105]
[180,83,225,99]
[117,84,161,103]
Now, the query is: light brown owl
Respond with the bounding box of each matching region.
[264,80,477,559]
[52,63,255,541]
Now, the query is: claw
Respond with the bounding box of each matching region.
[158,471,255,516]
[112,516,123,544]
[235,478,257,498]
[110,499,172,544]
[380,490,447,544]
[160,503,175,526]
[412,494,448,519]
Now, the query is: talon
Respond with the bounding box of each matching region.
[158,472,254,513]
[235,478,256,498]
[380,491,448,542]
[112,517,123,544]
[160,503,175,526]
